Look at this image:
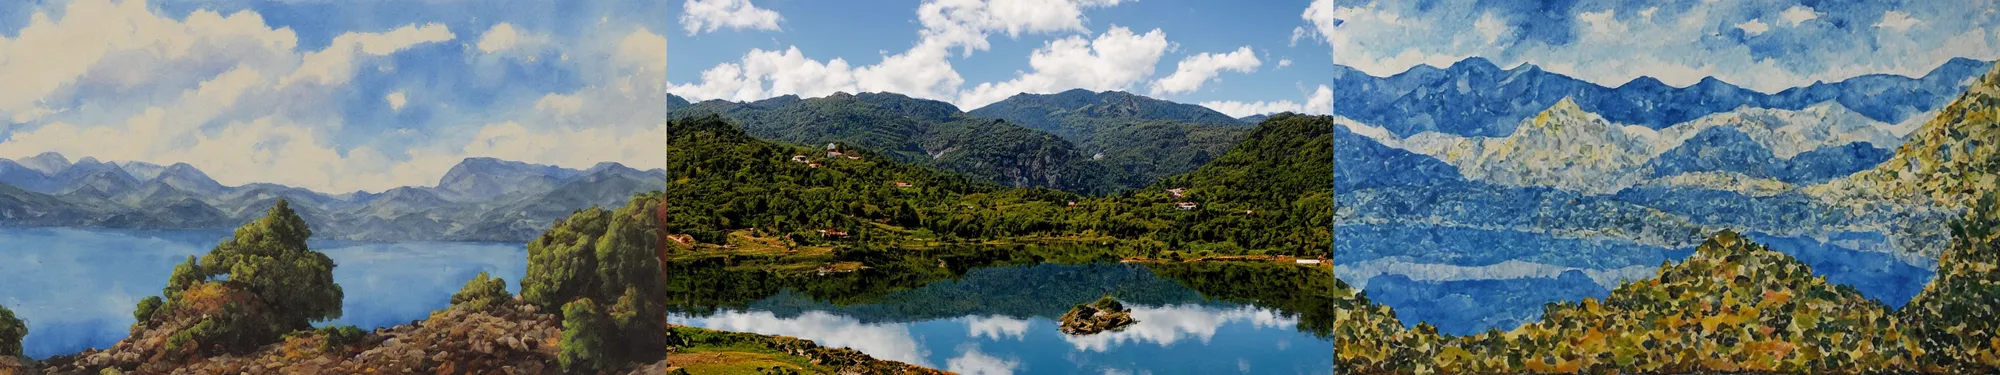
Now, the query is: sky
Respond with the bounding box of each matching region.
[667,0,1337,118]
[1328,0,2000,93]
[0,0,667,193]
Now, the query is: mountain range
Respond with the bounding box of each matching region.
[1334,57,2000,259]
[667,89,1255,194]
[0,153,665,242]
[1336,56,1992,137]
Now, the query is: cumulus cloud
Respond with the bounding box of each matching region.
[1876,10,1922,31]
[1149,46,1261,96]
[1278,58,1293,68]
[477,23,549,55]
[958,26,1169,109]
[1326,0,2000,92]
[946,346,1021,375]
[669,0,1138,108]
[679,0,783,35]
[1061,304,1298,352]
[1200,84,1331,117]
[0,0,666,193]
[386,91,408,110]
[963,315,1033,341]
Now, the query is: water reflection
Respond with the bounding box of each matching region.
[661,246,1336,374]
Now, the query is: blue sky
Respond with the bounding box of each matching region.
[0,0,666,193]
[1328,0,2000,92]
[668,0,1336,117]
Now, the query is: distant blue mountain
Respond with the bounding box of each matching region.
[433,157,586,202]
[0,152,666,242]
[1363,270,1609,336]
[1333,125,1464,191]
[1336,57,1992,137]
[1780,142,1894,184]
[1642,127,1893,184]
[1645,127,1781,179]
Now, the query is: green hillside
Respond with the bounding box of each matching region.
[660,113,1332,257]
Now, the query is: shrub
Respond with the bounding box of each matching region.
[558,298,608,374]
[0,303,24,357]
[450,272,512,312]
[313,325,367,352]
[133,296,164,323]
[525,194,670,370]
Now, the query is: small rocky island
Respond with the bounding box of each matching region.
[1059,296,1137,335]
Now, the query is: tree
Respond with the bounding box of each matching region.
[524,194,669,371]
[0,303,24,357]
[194,199,343,329]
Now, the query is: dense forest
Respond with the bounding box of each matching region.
[660,112,1332,257]
[668,90,1254,195]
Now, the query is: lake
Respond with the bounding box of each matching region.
[0,227,527,359]
[1335,223,1937,336]
[660,254,1337,375]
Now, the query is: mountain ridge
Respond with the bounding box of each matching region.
[1337,56,1993,137]
[0,153,667,242]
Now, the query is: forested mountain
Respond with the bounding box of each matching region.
[0,154,665,242]
[669,90,1252,194]
[661,113,1332,256]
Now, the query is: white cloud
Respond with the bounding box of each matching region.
[1327,2,2000,92]
[1150,46,1261,96]
[1877,10,1921,31]
[670,0,1136,108]
[1304,0,1336,61]
[0,0,664,193]
[280,23,455,88]
[1061,304,1297,352]
[963,315,1032,341]
[1278,58,1293,68]
[1199,84,1331,117]
[958,26,1169,109]
[679,0,783,35]
[1736,19,1769,35]
[477,23,548,55]
[946,346,1020,375]
[386,91,408,110]
[1779,6,1818,26]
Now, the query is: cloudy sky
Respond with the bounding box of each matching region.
[1329,0,2000,92]
[0,0,667,193]
[668,0,1337,118]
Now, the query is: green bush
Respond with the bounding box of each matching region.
[133,296,164,323]
[558,298,608,374]
[450,272,512,312]
[194,199,343,329]
[0,303,25,357]
[313,325,367,352]
[525,194,669,370]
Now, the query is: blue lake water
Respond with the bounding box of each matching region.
[666,263,1336,375]
[1335,223,1937,336]
[0,227,526,359]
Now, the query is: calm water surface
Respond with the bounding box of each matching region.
[0,227,526,358]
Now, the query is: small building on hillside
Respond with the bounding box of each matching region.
[1167,188,1187,198]
[1176,202,1197,210]
[826,143,842,158]
[792,155,808,163]
[1296,259,1323,265]
[895,181,913,188]
[808,161,823,168]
